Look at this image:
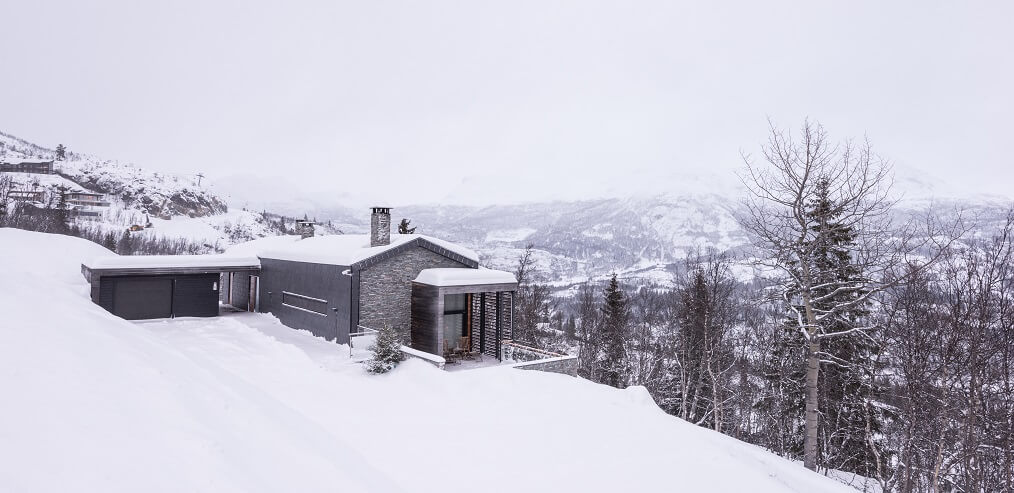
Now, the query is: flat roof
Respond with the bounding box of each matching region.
[82,254,260,277]
[413,268,517,287]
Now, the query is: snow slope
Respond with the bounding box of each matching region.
[0,228,855,493]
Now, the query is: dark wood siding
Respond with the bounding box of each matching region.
[410,283,441,355]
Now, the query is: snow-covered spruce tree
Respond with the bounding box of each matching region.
[397,218,416,234]
[366,325,406,374]
[773,177,888,475]
[55,144,66,160]
[597,273,630,388]
[736,120,959,471]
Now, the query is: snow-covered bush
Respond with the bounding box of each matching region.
[365,325,405,374]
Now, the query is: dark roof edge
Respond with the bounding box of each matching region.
[82,264,260,279]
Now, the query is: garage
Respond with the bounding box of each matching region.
[102,274,222,320]
[81,255,260,321]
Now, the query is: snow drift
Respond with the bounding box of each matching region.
[0,228,855,493]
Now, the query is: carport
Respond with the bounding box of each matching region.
[81,255,260,320]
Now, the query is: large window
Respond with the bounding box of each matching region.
[443,294,469,350]
[282,291,328,316]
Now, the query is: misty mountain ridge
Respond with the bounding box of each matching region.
[3,129,1010,289]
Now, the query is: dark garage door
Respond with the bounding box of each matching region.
[112,277,173,320]
[106,274,220,320]
[172,274,220,318]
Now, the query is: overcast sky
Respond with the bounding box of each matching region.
[2,1,1011,207]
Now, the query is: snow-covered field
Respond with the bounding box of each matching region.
[0,228,856,493]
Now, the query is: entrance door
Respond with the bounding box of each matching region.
[248,275,259,312]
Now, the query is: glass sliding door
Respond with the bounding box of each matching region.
[443,294,469,352]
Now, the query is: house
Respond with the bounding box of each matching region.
[81,207,520,363]
[64,192,110,207]
[9,190,46,202]
[0,158,53,174]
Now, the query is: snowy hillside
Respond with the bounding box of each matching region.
[0,130,310,249]
[0,228,856,493]
[1,131,226,217]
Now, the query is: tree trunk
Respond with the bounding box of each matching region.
[805,334,820,471]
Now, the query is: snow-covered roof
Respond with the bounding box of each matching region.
[256,234,479,267]
[414,268,517,287]
[224,235,303,257]
[1,158,52,164]
[84,254,260,271]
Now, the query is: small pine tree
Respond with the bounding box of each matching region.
[598,273,629,388]
[53,186,70,234]
[103,231,117,252]
[366,325,406,373]
[55,144,66,160]
[563,315,577,339]
[398,218,416,234]
[117,230,133,255]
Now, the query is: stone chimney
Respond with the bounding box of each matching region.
[370,207,391,247]
[295,219,315,239]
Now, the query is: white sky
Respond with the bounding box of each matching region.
[1,1,1011,207]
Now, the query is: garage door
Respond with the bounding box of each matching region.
[172,274,220,318]
[105,274,220,320]
[112,277,173,320]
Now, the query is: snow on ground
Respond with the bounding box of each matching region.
[0,228,857,493]
[5,171,92,192]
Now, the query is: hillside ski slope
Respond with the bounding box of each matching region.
[0,228,856,493]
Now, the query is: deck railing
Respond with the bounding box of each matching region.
[500,340,578,375]
[499,340,568,362]
[348,325,379,357]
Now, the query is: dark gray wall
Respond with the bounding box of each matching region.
[258,258,353,344]
[358,245,470,332]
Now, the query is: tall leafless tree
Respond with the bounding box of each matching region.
[737,119,961,471]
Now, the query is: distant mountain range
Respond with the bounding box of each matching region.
[3,129,1010,289]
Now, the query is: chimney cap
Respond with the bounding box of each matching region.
[371,206,391,213]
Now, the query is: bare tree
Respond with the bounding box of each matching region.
[737,119,961,471]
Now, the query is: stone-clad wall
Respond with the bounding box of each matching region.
[359,246,470,332]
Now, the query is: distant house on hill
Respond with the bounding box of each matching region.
[0,158,53,174]
[64,192,109,207]
[9,190,46,202]
[80,208,544,368]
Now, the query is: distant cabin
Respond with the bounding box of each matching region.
[0,158,54,174]
[64,192,109,207]
[9,190,46,202]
